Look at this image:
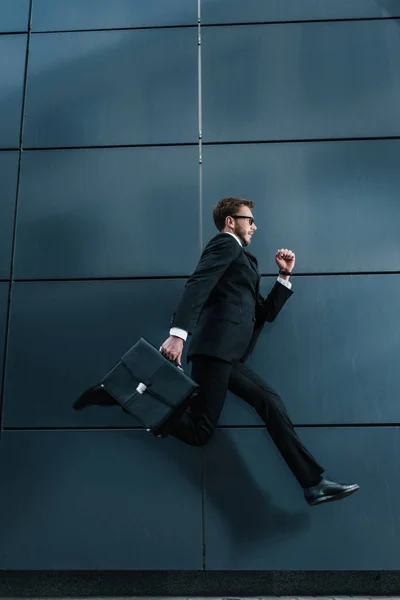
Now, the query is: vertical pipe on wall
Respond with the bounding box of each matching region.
[198,0,208,570]
[198,0,203,253]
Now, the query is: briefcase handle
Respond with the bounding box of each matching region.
[158,346,184,371]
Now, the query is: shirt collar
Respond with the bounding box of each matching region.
[223,231,242,247]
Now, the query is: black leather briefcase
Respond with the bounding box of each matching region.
[99,337,199,437]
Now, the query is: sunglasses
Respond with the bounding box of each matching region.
[231,215,255,226]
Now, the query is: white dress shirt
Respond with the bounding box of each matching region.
[170,231,292,341]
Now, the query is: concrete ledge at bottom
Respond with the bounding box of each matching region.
[0,571,400,597]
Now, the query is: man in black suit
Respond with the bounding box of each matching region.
[160,197,359,507]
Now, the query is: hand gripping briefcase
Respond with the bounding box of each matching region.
[99,337,199,437]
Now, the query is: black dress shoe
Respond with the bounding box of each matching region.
[304,477,359,507]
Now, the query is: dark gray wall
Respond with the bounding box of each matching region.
[0,0,399,574]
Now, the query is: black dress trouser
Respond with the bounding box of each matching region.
[168,355,324,489]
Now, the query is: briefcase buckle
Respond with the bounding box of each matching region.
[136,382,147,394]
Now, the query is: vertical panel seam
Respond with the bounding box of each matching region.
[0,0,33,437]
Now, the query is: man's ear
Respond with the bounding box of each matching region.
[225,216,233,229]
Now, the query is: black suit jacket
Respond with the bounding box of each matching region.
[171,233,293,363]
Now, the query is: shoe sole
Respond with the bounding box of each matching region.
[308,484,360,507]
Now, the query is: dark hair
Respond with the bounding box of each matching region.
[213,197,255,231]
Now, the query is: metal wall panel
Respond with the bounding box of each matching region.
[0,283,9,405]
[14,147,199,279]
[219,274,400,426]
[0,430,203,569]
[204,427,400,569]
[0,152,19,278]
[202,21,400,142]
[0,35,27,148]
[202,141,400,273]
[0,0,30,32]
[3,279,187,428]
[202,0,400,24]
[23,29,197,147]
[32,0,197,31]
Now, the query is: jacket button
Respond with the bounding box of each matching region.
[253,317,256,322]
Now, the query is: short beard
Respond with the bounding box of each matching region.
[234,227,249,247]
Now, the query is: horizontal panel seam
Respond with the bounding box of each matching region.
[203,136,400,145]
[3,424,400,431]
[21,143,199,151]
[9,272,400,283]
[30,24,198,34]
[14,15,399,35]
[202,16,400,27]
[1,136,400,152]
[0,31,27,35]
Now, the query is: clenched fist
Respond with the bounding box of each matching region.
[275,248,295,273]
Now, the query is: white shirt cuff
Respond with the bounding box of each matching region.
[277,276,292,290]
[170,327,188,341]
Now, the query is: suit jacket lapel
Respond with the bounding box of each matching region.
[243,250,261,296]
[244,250,260,275]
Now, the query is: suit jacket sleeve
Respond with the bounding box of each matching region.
[171,234,241,334]
[257,280,293,323]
